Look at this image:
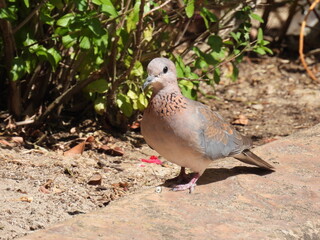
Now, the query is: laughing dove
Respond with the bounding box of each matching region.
[141,58,274,192]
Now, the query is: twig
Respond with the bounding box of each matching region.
[299,0,320,83]
[143,0,173,18]
[15,119,35,126]
[177,77,209,81]
[13,0,48,34]
[35,70,103,124]
[305,48,320,57]
[306,0,320,22]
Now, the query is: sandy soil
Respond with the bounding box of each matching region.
[0,56,320,240]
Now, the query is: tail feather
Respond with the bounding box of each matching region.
[233,149,275,170]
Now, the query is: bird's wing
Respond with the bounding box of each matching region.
[190,100,252,159]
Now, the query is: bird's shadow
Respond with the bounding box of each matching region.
[163,166,273,188]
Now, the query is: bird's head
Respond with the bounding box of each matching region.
[143,58,178,92]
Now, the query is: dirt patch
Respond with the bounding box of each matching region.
[1,56,320,240]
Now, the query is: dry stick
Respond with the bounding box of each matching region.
[306,0,320,22]
[35,71,103,124]
[299,0,320,83]
[143,0,173,18]
[13,0,48,34]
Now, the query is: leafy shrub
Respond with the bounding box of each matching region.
[0,0,271,129]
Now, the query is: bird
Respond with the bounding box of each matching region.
[141,57,274,192]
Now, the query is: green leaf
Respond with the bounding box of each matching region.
[208,35,223,52]
[54,27,69,36]
[85,79,109,93]
[254,47,266,55]
[88,18,106,36]
[127,90,138,100]
[101,0,118,18]
[57,13,74,27]
[23,0,29,7]
[94,96,106,115]
[179,80,196,100]
[116,94,133,117]
[257,28,263,43]
[40,11,54,25]
[179,80,193,89]
[263,46,273,54]
[74,0,88,11]
[62,35,77,48]
[201,7,217,23]
[0,6,17,20]
[230,32,239,43]
[250,13,264,23]
[131,61,143,77]
[80,36,91,49]
[195,59,208,70]
[138,93,148,110]
[47,48,62,69]
[126,1,141,32]
[185,0,194,18]
[10,58,26,81]
[33,45,49,59]
[143,24,153,42]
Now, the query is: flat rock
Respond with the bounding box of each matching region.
[19,125,320,240]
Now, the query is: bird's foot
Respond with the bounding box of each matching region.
[166,167,190,184]
[172,173,200,193]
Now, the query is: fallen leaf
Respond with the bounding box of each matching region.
[88,174,102,185]
[63,142,86,156]
[141,155,163,165]
[86,136,95,142]
[0,139,12,147]
[129,121,140,130]
[100,145,124,156]
[232,114,249,126]
[63,136,95,156]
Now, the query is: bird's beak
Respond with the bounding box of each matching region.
[143,75,155,90]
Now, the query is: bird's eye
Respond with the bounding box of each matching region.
[163,66,168,73]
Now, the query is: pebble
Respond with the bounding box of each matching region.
[252,104,264,110]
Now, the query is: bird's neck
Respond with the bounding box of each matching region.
[147,89,187,117]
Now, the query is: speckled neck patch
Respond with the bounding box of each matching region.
[147,91,187,117]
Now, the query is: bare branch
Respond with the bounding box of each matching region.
[13,0,48,34]
[299,0,320,83]
[143,0,173,18]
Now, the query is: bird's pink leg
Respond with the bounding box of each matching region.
[172,172,200,193]
[166,167,188,184]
